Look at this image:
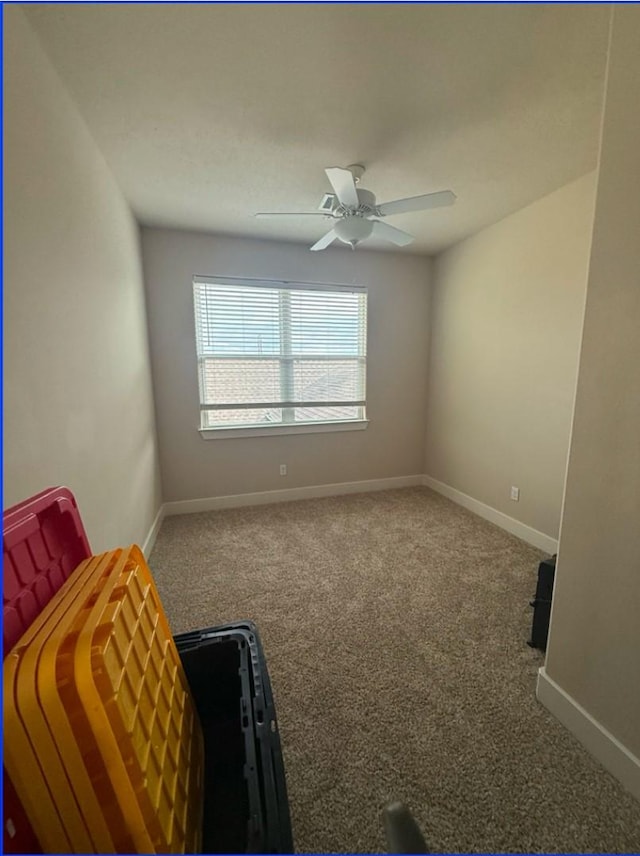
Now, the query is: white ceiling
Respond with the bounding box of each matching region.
[24,3,610,255]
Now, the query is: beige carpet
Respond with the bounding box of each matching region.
[149,487,640,853]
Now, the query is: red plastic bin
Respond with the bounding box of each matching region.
[3,486,91,854]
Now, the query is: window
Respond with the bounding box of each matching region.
[193,276,368,434]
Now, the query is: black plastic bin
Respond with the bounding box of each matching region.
[174,621,293,854]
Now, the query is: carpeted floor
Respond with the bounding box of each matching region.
[149,487,640,853]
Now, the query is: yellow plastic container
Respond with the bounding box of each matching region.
[4,545,204,854]
[69,544,204,853]
[4,552,113,853]
[21,549,138,852]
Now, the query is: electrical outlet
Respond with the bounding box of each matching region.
[510,486,520,501]
[279,464,287,476]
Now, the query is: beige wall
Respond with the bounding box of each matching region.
[425,173,597,540]
[545,5,640,760]
[141,229,431,501]
[3,7,162,552]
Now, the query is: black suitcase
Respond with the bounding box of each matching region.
[528,555,556,651]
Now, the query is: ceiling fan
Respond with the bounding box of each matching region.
[255,164,456,251]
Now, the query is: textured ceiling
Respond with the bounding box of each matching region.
[24,3,610,255]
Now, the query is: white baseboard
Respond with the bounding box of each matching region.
[153,475,558,553]
[163,474,424,517]
[141,503,166,558]
[422,475,558,553]
[537,667,640,802]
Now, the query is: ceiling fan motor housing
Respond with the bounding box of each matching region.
[333,187,377,218]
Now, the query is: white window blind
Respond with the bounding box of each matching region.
[193,277,368,431]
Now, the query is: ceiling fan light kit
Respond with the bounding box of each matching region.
[256,164,456,252]
[334,215,374,249]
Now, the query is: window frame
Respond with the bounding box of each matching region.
[192,275,369,439]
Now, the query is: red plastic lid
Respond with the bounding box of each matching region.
[3,486,91,854]
[3,486,91,655]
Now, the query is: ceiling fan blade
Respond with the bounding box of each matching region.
[325,167,359,208]
[371,220,414,247]
[310,229,338,252]
[377,190,456,217]
[255,212,332,218]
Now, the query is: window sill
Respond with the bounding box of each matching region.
[199,419,369,440]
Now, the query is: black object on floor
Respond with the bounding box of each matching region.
[383,802,429,853]
[528,555,557,651]
[175,621,293,854]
